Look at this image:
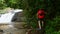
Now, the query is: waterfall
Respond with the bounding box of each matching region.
[0,9,23,34]
[0,9,23,24]
[0,13,15,24]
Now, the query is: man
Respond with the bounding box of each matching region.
[37,9,45,29]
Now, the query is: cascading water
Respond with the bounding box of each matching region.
[0,9,23,34]
[0,13,15,24]
[0,9,22,29]
[0,10,15,30]
[0,9,23,24]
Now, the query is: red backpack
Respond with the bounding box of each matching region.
[37,9,45,19]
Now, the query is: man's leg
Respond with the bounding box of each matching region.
[42,21,44,27]
[38,20,41,29]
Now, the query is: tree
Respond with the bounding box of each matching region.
[0,0,7,9]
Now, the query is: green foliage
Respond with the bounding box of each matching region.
[0,0,60,34]
[0,0,7,9]
[45,16,60,34]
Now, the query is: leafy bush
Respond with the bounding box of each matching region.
[45,16,60,34]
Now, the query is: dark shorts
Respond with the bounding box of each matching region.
[38,18,44,21]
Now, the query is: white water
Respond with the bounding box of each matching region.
[0,9,23,34]
[0,9,23,24]
[0,13,15,24]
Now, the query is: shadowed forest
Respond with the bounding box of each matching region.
[0,0,60,34]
